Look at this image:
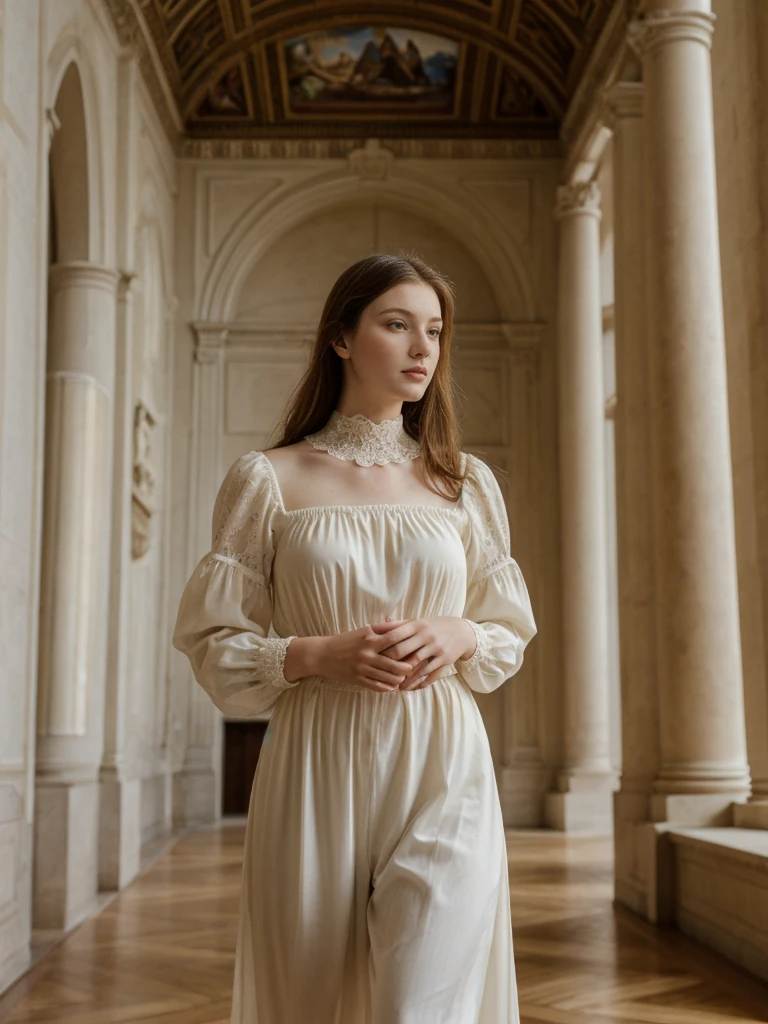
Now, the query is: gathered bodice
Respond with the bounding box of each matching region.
[172,446,537,717]
[271,498,469,642]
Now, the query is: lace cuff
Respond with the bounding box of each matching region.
[252,636,299,689]
[460,618,494,671]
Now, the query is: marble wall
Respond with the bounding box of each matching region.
[0,0,175,992]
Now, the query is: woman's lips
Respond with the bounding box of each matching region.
[402,370,427,380]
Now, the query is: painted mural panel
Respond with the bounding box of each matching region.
[283,26,459,116]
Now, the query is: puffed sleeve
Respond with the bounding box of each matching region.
[172,450,299,717]
[456,452,537,694]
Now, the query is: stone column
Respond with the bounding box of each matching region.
[173,325,227,826]
[35,261,119,929]
[628,0,750,823]
[603,81,663,912]
[547,182,617,831]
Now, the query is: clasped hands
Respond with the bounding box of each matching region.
[284,614,478,692]
[368,615,477,691]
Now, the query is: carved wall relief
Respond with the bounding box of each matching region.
[132,401,157,559]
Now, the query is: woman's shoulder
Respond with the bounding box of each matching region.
[216,449,281,520]
[458,452,508,526]
[224,441,310,480]
[459,451,500,488]
[260,440,313,472]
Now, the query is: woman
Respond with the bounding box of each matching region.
[172,252,537,1023]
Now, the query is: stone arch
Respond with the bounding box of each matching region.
[49,62,89,262]
[199,171,537,323]
[46,33,104,264]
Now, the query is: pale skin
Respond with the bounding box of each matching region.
[269,278,478,692]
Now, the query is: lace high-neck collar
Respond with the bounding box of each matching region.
[303,410,421,467]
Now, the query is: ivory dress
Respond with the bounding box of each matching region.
[172,412,537,1024]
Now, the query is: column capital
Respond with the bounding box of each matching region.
[628,10,716,56]
[602,82,644,131]
[554,181,601,221]
[193,322,228,364]
[49,261,121,296]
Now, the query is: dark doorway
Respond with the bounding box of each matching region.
[223,721,269,814]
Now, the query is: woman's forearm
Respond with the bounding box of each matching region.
[282,635,327,682]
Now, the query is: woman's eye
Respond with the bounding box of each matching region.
[388,321,441,339]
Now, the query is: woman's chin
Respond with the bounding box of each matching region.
[397,377,428,395]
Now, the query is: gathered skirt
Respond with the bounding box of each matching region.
[229,673,520,1024]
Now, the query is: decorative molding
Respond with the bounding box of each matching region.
[627,10,717,56]
[554,181,601,220]
[193,323,228,364]
[180,136,564,162]
[46,369,113,401]
[602,81,644,130]
[131,401,157,560]
[560,0,632,150]
[101,0,181,143]
[48,261,121,295]
[347,139,394,180]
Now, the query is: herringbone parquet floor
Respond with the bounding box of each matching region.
[1,826,767,1023]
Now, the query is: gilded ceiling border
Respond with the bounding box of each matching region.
[180,136,563,160]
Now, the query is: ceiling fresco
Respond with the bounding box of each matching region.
[136,0,613,139]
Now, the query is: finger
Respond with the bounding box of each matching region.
[393,651,430,684]
[376,633,428,663]
[366,664,409,685]
[369,619,408,632]
[374,655,416,678]
[399,654,430,682]
[401,660,440,690]
[402,674,432,690]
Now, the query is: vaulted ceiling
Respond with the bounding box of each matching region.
[137,0,613,139]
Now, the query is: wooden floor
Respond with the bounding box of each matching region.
[2,826,767,1023]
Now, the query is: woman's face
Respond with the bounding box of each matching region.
[334,280,442,405]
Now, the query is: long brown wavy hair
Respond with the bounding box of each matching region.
[270,251,469,502]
